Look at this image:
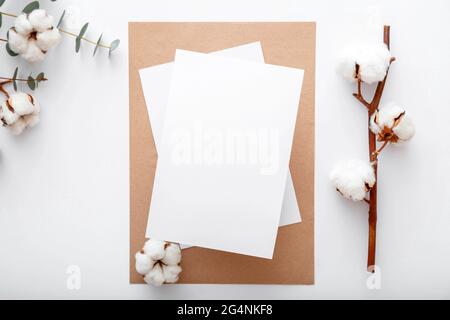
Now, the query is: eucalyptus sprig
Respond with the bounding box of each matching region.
[0,0,120,57]
[0,67,47,91]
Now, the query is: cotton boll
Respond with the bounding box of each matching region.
[356,44,391,84]
[144,264,165,287]
[8,92,36,116]
[393,115,415,142]
[0,93,40,135]
[28,9,54,33]
[333,170,367,201]
[14,14,33,36]
[336,45,358,82]
[21,40,45,63]
[135,252,154,276]
[29,97,40,114]
[337,43,392,84]
[8,118,27,135]
[11,10,60,62]
[163,265,182,284]
[0,100,20,126]
[370,102,415,143]
[23,98,40,128]
[143,239,166,260]
[330,159,376,202]
[36,28,61,51]
[7,29,29,54]
[161,243,181,266]
[137,240,182,286]
[370,103,402,135]
[357,56,387,84]
[23,113,40,128]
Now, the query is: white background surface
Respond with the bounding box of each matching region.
[0,0,449,299]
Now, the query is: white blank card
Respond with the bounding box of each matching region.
[147,50,304,259]
[139,43,301,250]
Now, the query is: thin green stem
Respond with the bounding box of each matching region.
[0,76,48,82]
[58,28,111,49]
[0,11,17,18]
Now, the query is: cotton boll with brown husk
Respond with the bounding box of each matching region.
[370,102,415,144]
[336,43,392,84]
[0,92,40,135]
[135,239,182,286]
[330,159,376,202]
[8,10,61,63]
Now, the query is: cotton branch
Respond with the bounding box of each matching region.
[351,25,395,272]
[333,26,415,273]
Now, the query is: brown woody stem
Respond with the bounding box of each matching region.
[0,80,12,98]
[354,79,371,109]
[353,26,394,272]
[373,141,390,158]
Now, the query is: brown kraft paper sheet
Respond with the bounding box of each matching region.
[129,22,316,284]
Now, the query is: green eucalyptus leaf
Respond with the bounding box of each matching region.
[75,37,81,53]
[78,22,89,38]
[27,76,36,90]
[6,43,18,57]
[57,10,65,28]
[75,23,89,53]
[0,0,6,7]
[36,72,45,82]
[109,39,120,56]
[93,33,103,57]
[22,1,40,14]
[12,67,18,91]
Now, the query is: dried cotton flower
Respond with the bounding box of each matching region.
[336,43,392,84]
[135,239,182,286]
[330,159,376,202]
[370,102,415,144]
[0,92,40,135]
[8,10,61,63]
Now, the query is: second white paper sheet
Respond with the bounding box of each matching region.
[147,50,304,259]
[140,43,301,250]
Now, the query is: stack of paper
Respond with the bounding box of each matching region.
[139,42,304,259]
